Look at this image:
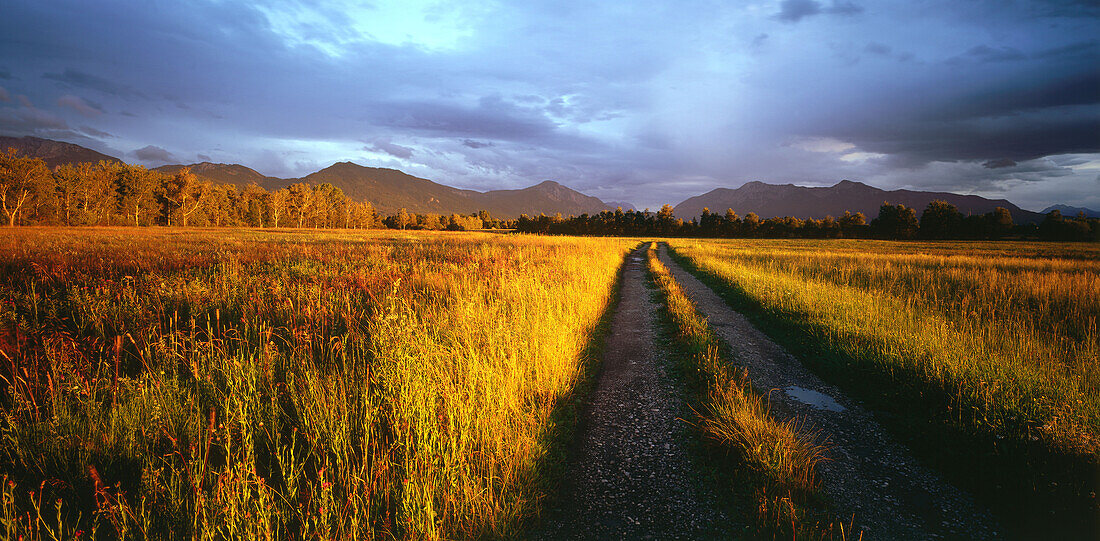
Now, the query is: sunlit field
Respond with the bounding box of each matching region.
[668,238,1100,534]
[0,228,631,539]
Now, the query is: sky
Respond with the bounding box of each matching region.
[0,0,1097,211]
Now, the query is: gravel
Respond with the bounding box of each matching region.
[530,248,733,540]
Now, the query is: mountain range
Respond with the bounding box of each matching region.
[674,180,1047,224]
[1,135,1060,223]
[0,135,121,168]
[1041,204,1100,219]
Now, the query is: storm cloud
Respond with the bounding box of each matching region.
[0,0,1096,211]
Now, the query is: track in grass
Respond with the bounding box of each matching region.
[532,247,732,540]
[657,244,1000,540]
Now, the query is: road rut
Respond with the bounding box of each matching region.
[531,247,731,540]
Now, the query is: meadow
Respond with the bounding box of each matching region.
[667,238,1100,535]
[0,227,631,539]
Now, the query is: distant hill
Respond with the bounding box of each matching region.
[299,162,613,217]
[151,160,616,218]
[605,201,638,211]
[154,162,283,187]
[476,180,613,218]
[675,180,1046,224]
[0,135,121,168]
[1042,204,1100,219]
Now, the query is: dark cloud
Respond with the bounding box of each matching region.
[0,86,9,102]
[462,139,492,149]
[828,1,864,16]
[43,68,143,98]
[372,97,559,144]
[78,125,112,138]
[197,154,211,161]
[133,145,174,164]
[983,158,1017,169]
[948,45,1027,64]
[58,94,103,116]
[0,68,10,79]
[777,0,863,22]
[364,139,415,159]
[777,0,822,22]
[0,95,69,135]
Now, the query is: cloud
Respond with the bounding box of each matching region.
[776,0,821,22]
[0,94,69,135]
[58,94,103,116]
[197,153,212,161]
[983,158,1017,169]
[948,45,1027,64]
[462,139,492,148]
[133,145,175,164]
[43,69,143,98]
[364,138,415,159]
[776,0,862,23]
[78,125,112,138]
[0,68,10,80]
[0,86,9,102]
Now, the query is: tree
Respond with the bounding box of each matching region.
[397,207,411,230]
[286,183,313,228]
[162,167,211,227]
[269,188,288,228]
[919,200,963,239]
[78,161,117,225]
[53,163,83,226]
[114,164,161,226]
[988,207,1013,239]
[0,149,52,226]
[871,202,918,240]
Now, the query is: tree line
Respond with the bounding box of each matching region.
[4,148,1095,240]
[0,150,511,230]
[516,201,1100,241]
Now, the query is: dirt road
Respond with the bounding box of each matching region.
[531,248,732,540]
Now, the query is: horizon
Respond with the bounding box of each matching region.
[1,1,1097,211]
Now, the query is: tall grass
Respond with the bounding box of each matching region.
[668,238,1100,535]
[645,243,835,538]
[0,227,631,539]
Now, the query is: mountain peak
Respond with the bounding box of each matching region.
[674,179,1045,223]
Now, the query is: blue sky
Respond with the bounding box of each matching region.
[1,0,1097,210]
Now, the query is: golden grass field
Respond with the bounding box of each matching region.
[0,228,631,539]
[667,238,1100,535]
[1,229,1098,539]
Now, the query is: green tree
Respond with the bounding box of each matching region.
[919,200,963,239]
[871,203,918,240]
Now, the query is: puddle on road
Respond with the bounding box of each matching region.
[785,386,846,412]
[631,257,644,262]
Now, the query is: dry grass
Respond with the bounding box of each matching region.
[0,227,632,539]
[667,238,1100,535]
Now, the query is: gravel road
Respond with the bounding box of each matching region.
[531,248,733,540]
